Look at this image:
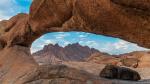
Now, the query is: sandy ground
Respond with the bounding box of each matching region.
[62,61,150,82]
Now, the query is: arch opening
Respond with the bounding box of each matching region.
[31,31,150,69]
[31,31,149,55]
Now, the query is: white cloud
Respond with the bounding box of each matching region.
[96,40,149,55]
[0,0,12,6]
[79,41,84,44]
[44,40,56,45]
[63,41,70,46]
[31,32,149,55]
[79,35,87,38]
[0,0,32,21]
[0,11,12,21]
[31,38,57,53]
[39,39,56,47]
[86,41,97,45]
[85,40,98,48]
[55,33,70,39]
[113,40,129,50]
[0,0,14,20]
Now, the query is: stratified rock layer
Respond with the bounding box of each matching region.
[0,0,150,84]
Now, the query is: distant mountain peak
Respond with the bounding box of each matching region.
[33,43,100,64]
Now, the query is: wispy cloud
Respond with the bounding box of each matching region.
[55,33,70,39]
[96,40,149,55]
[44,40,56,45]
[31,32,149,54]
[0,0,32,21]
[79,35,87,38]
[112,40,130,50]
[85,40,98,48]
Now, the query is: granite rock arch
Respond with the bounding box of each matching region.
[0,0,150,83]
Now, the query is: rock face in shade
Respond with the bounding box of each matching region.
[32,43,99,64]
[0,0,150,84]
[100,65,141,81]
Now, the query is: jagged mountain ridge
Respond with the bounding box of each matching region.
[32,43,102,64]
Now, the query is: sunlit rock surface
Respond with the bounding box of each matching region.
[0,0,150,83]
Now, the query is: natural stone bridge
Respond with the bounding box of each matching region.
[0,0,150,84]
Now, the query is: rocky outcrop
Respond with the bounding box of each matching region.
[86,51,150,68]
[86,53,120,65]
[25,65,101,84]
[0,46,38,84]
[0,0,150,83]
[120,58,139,68]
[119,51,150,68]
[100,65,141,81]
[33,43,99,64]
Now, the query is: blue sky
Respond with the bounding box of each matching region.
[0,0,149,55]
[0,0,32,20]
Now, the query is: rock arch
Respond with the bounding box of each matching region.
[0,0,150,83]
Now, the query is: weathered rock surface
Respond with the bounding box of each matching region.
[28,0,150,48]
[119,51,150,68]
[86,53,120,65]
[25,65,100,84]
[0,0,150,83]
[0,46,38,84]
[33,49,150,80]
[100,65,141,81]
[85,51,150,68]
[120,58,139,68]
